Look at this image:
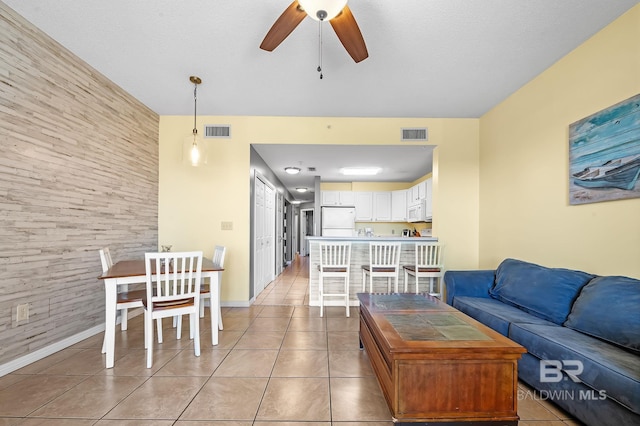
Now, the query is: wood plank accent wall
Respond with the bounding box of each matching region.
[0,3,159,365]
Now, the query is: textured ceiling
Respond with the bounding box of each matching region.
[4,0,637,202]
[5,0,637,118]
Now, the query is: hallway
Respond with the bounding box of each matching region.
[254,254,311,306]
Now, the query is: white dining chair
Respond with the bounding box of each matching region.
[144,251,203,368]
[318,241,352,317]
[100,247,145,353]
[403,242,445,297]
[362,242,402,293]
[200,245,226,332]
[173,246,226,342]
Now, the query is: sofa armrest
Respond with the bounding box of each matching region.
[444,270,496,305]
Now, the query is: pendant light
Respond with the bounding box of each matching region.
[184,75,205,166]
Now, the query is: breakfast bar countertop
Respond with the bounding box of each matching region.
[307,236,437,242]
[307,236,440,308]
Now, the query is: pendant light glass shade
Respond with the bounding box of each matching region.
[182,76,207,166]
[299,0,347,21]
[184,128,206,167]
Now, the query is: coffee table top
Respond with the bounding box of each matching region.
[384,312,493,341]
[357,293,526,354]
[357,292,455,312]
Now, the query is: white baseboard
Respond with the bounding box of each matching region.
[206,300,251,308]
[221,300,251,308]
[0,324,105,377]
[0,302,254,377]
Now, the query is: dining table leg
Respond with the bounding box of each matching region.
[209,272,219,345]
[103,278,117,368]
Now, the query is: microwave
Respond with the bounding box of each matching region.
[407,200,431,223]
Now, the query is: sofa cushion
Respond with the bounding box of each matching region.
[453,296,556,337]
[509,323,640,414]
[489,258,593,325]
[564,276,640,353]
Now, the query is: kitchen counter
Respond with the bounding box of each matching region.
[308,236,437,241]
[307,236,439,308]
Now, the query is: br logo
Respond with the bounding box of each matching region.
[540,360,584,383]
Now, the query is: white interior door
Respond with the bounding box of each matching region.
[254,177,265,295]
[264,184,275,286]
[275,193,284,275]
[254,173,277,298]
[300,208,314,256]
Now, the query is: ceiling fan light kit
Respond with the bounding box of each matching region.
[299,0,348,21]
[260,0,368,70]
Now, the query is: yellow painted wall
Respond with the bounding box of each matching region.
[437,120,481,269]
[159,117,479,303]
[479,5,640,277]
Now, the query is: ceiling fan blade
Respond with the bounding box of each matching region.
[330,5,368,63]
[260,1,307,52]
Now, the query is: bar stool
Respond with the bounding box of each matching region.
[403,242,444,297]
[362,242,402,293]
[318,241,352,317]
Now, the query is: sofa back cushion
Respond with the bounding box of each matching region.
[489,258,593,325]
[564,275,640,353]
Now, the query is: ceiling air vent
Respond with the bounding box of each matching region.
[204,125,231,138]
[401,127,428,141]
[307,167,316,172]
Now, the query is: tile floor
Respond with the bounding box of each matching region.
[0,255,582,425]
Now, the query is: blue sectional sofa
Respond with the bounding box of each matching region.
[444,258,640,426]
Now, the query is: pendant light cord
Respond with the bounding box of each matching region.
[317,20,323,79]
[193,83,198,135]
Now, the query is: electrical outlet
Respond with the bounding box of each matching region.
[221,221,233,231]
[16,303,29,322]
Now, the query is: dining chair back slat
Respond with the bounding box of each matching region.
[99,247,147,354]
[144,251,203,368]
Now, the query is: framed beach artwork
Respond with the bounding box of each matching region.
[569,93,640,205]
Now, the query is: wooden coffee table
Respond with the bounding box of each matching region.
[357,293,526,425]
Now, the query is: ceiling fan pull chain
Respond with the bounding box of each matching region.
[317,20,323,79]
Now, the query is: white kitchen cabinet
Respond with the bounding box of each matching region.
[409,180,427,205]
[354,192,373,221]
[391,189,407,221]
[339,191,355,206]
[322,191,339,205]
[407,178,433,222]
[424,178,433,219]
[321,191,356,206]
[373,191,392,221]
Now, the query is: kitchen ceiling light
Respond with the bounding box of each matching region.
[284,167,301,174]
[296,187,308,193]
[340,167,381,176]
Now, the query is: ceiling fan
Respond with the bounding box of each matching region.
[260,0,369,63]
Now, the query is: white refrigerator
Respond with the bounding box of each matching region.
[321,206,356,237]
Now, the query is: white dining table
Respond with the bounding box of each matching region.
[98,258,222,368]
